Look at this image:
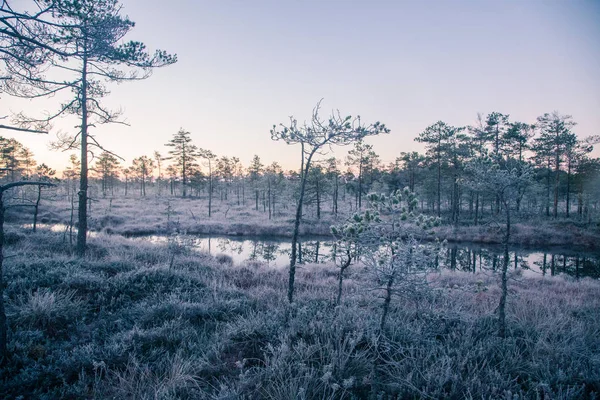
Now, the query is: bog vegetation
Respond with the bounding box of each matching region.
[1,1,600,399]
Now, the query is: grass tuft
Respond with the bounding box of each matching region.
[11,288,85,335]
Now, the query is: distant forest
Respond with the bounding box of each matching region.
[2,110,599,224]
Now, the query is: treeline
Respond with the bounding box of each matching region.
[2,111,599,223]
[0,137,55,181]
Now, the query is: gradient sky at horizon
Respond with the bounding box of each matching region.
[3,0,600,172]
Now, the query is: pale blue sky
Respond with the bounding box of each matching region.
[4,0,600,171]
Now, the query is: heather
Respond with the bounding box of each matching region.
[1,227,599,399]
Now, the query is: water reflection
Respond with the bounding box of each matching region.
[146,235,337,269]
[143,235,600,279]
[436,243,600,279]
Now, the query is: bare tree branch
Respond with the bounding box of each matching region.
[0,123,47,134]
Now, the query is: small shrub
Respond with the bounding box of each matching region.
[12,288,85,335]
[4,231,24,245]
[97,353,203,399]
[216,253,234,266]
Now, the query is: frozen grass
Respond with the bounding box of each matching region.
[0,227,599,399]
[11,194,338,237]
[435,221,600,249]
[10,192,599,248]
[12,289,85,334]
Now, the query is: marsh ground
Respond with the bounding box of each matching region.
[0,226,599,399]
[10,193,600,248]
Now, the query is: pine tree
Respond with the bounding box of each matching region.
[93,152,120,197]
[248,155,264,211]
[165,129,198,197]
[131,156,154,197]
[535,112,576,218]
[416,121,458,218]
[11,0,176,256]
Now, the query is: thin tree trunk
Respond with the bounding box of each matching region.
[380,275,394,332]
[553,139,561,219]
[437,134,442,218]
[268,178,271,220]
[0,195,6,363]
[288,151,314,303]
[333,174,338,214]
[316,178,321,219]
[33,186,41,232]
[336,249,351,306]
[76,49,89,257]
[498,197,510,338]
[69,191,75,247]
[208,162,213,218]
[553,170,559,219]
[358,161,363,209]
[566,161,571,218]
[182,148,187,198]
[546,160,551,217]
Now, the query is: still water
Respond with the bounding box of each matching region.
[142,234,600,279]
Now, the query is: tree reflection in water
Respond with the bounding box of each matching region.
[145,234,599,279]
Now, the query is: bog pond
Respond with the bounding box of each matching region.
[140,234,600,279]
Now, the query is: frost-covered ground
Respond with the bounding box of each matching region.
[10,193,600,248]
[1,227,599,399]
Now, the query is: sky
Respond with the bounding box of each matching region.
[2,0,600,172]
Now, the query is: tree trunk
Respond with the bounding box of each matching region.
[577,183,583,218]
[474,192,479,225]
[182,148,187,198]
[380,274,394,332]
[498,197,511,338]
[208,175,212,218]
[76,50,89,257]
[451,176,458,224]
[437,134,442,218]
[336,250,352,306]
[546,159,551,217]
[268,178,271,220]
[553,173,559,218]
[0,195,6,363]
[333,174,338,215]
[554,150,560,218]
[316,178,321,219]
[566,161,571,218]
[272,190,276,216]
[288,151,314,303]
[358,161,363,209]
[69,192,75,247]
[33,186,41,233]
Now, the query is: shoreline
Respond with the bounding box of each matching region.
[96,221,600,251]
[9,196,598,250]
[22,218,600,251]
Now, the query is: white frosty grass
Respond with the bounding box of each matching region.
[2,228,599,399]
